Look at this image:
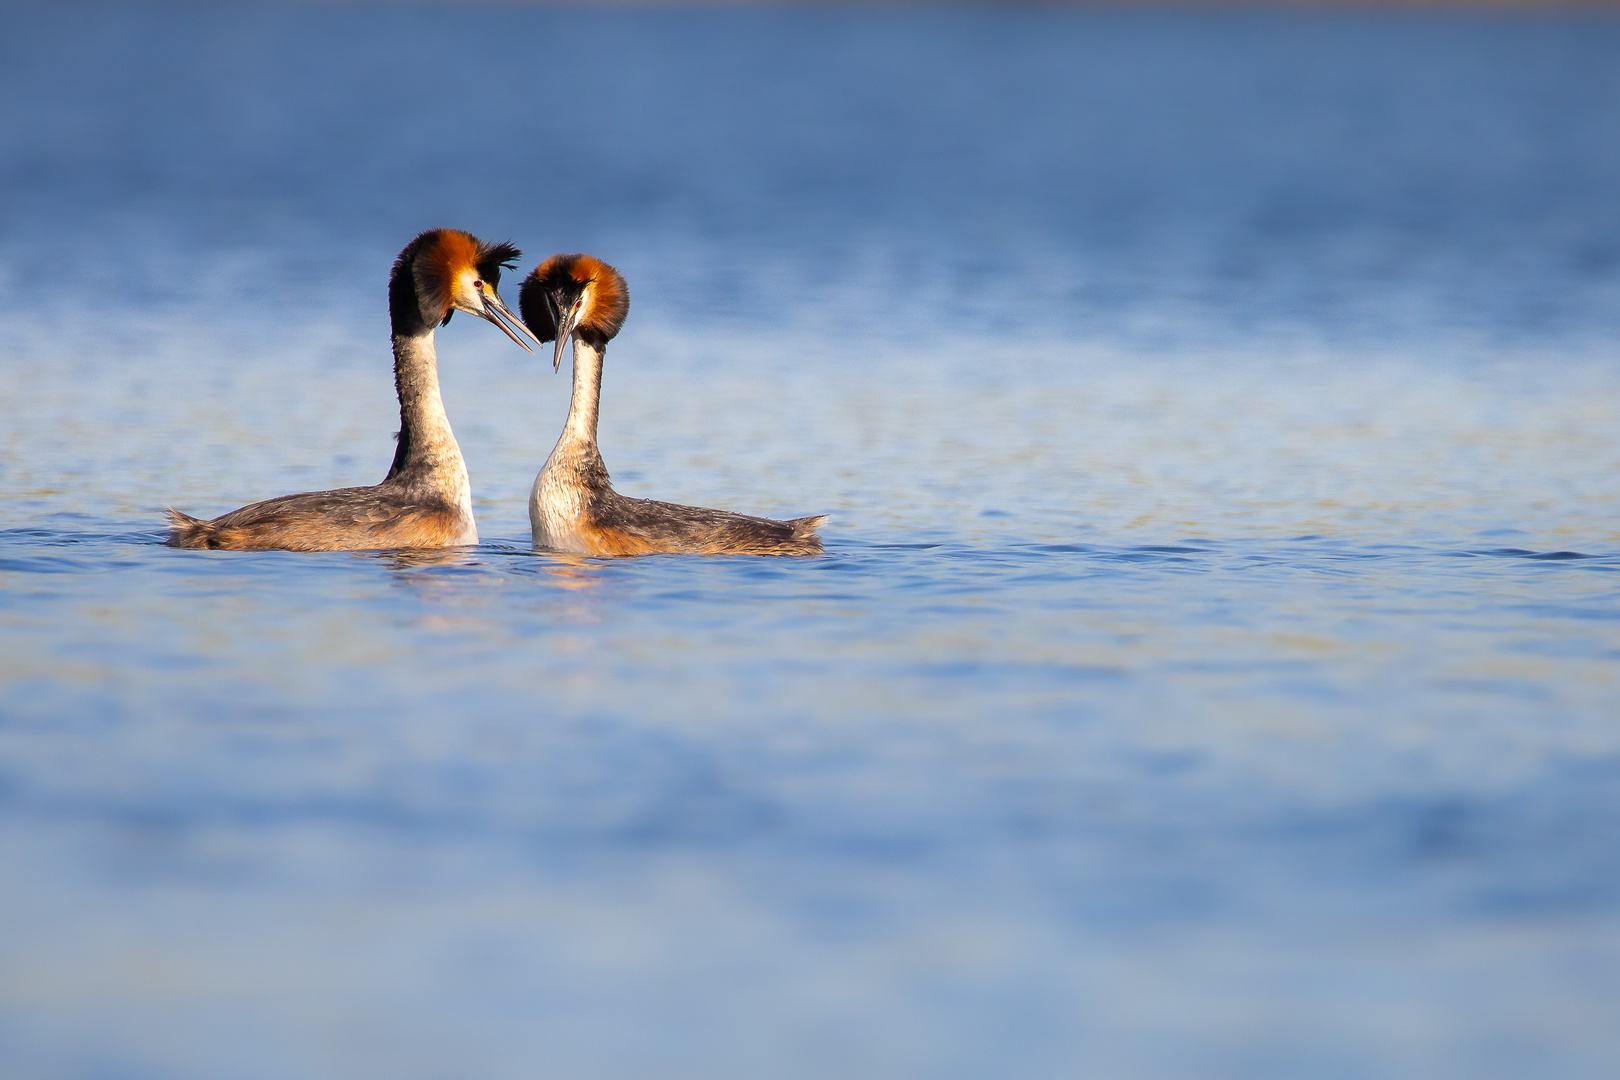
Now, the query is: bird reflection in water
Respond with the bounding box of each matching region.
[375,548,483,572]
[372,547,609,640]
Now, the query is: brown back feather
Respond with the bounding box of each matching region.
[581,492,825,557]
[164,487,470,552]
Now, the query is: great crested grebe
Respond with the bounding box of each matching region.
[166,229,540,551]
[519,254,826,557]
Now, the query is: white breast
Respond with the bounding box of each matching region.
[528,457,590,554]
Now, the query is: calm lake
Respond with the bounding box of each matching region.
[2,4,1619,1078]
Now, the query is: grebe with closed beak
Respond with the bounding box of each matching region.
[519,254,826,557]
[166,229,540,551]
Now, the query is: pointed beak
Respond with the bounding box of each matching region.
[552,299,583,373]
[478,288,541,353]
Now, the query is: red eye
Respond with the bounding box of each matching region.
[472,279,483,289]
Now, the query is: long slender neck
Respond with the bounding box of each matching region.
[559,337,605,450]
[385,330,465,483]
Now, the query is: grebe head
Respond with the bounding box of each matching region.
[518,254,630,372]
[389,228,541,351]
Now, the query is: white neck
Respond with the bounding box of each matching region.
[530,336,606,551]
[563,337,603,447]
[391,330,476,542]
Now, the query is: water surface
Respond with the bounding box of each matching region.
[2,5,1619,1079]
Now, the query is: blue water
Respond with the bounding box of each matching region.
[3,4,1620,1078]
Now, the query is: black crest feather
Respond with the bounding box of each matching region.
[476,240,522,287]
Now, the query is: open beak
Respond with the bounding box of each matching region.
[478,288,541,353]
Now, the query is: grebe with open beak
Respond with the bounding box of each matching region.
[166,229,539,551]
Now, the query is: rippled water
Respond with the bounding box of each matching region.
[3,4,1620,1078]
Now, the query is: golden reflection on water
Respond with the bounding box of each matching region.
[538,554,606,591]
[366,548,616,640]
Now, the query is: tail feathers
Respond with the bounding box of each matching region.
[789,514,828,541]
[163,507,219,548]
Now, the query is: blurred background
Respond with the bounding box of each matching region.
[2,3,1619,1079]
